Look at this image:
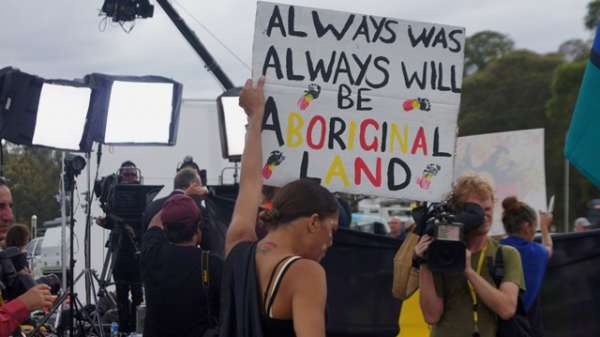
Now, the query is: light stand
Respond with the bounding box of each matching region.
[219,160,240,185]
[63,154,85,337]
[33,155,105,337]
[0,139,4,177]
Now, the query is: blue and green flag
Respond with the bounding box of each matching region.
[565,26,600,188]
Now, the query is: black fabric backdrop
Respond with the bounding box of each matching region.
[207,186,600,337]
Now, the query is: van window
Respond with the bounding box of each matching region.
[35,238,44,256]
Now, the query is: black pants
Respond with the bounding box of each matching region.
[115,280,143,333]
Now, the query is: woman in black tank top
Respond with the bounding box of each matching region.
[222,78,339,337]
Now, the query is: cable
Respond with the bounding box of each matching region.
[98,14,109,32]
[119,20,136,33]
[170,0,251,71]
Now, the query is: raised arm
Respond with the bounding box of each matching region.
[539,211,553,258]
[225,77,266,256]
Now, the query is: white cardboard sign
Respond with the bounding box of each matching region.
[455,129,547,235]
[252,1,465,201]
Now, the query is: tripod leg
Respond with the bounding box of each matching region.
[31,285,72,337]
[88,273,106,337]
[98,241,113,286]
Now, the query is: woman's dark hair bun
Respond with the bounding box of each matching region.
[258,208,281,228]
[502,196,520,211]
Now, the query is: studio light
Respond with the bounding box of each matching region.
[82,73,183,148]
[63,153,86,192]
[64,154,86,177]
[0,67,92,152]
[217,87,245,162]
[101,0,154,22]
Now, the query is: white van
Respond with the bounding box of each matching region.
[39,226,71,276]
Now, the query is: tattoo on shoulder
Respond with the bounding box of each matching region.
[257,246,271,254]
[257,241,277,255]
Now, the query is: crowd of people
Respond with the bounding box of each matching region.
[0,76,591,337]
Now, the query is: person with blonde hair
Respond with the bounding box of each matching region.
[415,174,525,337]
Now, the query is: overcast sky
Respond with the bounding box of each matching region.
[0,0,592,99]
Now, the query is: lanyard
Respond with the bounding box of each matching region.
[467,242,488,337]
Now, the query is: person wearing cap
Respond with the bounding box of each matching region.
[141,194,223,337]
[142,167,226,257]
[574,217,591,232]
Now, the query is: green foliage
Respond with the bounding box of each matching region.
[585,0,600,30]
[557,39,590,62]
[546,61,593,227]
[3,145,61,226]
[464,31,515,75]
[459,50,562,136]
[458,50,573,225]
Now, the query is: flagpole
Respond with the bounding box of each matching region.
[564,159,570,232]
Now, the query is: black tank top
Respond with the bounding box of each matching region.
[261,255,302,337]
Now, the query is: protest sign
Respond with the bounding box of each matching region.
[455,129,547,235]
[253,2,465,201]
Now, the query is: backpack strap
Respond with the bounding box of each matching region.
[491,245,505,287]
[201,250,217,327]
[202,250,210,289]
[491,245,528,317]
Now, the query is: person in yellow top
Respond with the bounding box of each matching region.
[392,221,429,337]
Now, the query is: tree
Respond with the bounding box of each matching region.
[584,0,600,30]
[458,50,574,227]
[546,61,595,227]
[459,50,562,136]
[3,145,61,227]
[464,31,515,75]
[558,39,589,62]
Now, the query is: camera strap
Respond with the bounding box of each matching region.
[467,241,488,337]
[201,250,218,329]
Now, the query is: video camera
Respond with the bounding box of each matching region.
[94,173,163,225]
[0,248,61,301]
[413,201,485,272]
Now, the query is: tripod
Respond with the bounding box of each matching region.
[32,155,105,337]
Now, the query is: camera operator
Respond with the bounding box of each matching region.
[415,174,525,337]
[96,161,143,334]
[141,194,223,337]
[142,159,226,257]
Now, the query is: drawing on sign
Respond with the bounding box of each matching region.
[454,129,547,235]
[403,98,431,112]
[297,83,322,111]
[416,163,441,190]
[263,150,286,179]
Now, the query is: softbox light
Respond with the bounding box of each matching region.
[81,73,182,149]
[0,67,92,152]
[217,87,245,161]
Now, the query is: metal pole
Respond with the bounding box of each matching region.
[30,215,37,238]
[564,159,570,233]
[156,0,235,90]
[0,139,4,177]
[68,187,76,337]
[60,153,68,292]
[84,152,92,304]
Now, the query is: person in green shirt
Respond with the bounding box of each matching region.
[414,174,525,337]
